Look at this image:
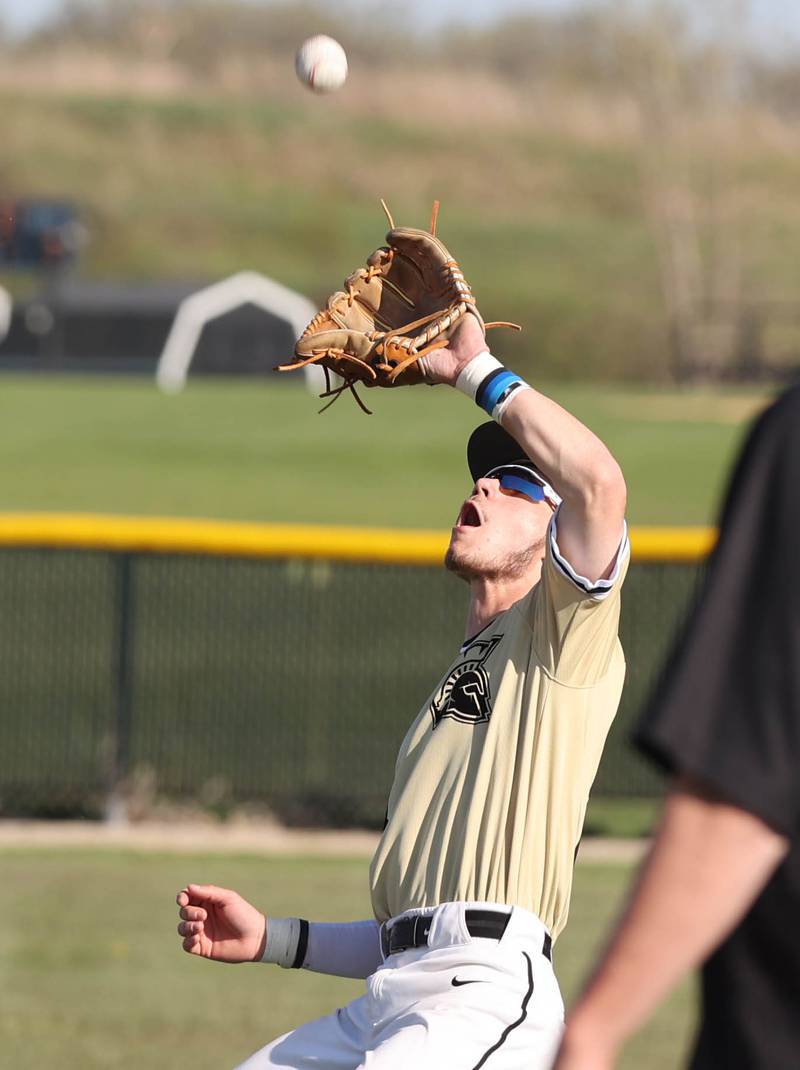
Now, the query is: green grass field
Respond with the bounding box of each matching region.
[0,847,695,1070]
[0,374,755,827]
[0,375,771,527]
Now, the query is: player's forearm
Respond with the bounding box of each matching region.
[501,384,626,580]
[261,916,382,979]
[561,779,789,1059]
[302,919,382,979]
[500,386,624,514]
[443,321,623,509]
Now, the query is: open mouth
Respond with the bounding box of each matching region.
[457,501,482,528]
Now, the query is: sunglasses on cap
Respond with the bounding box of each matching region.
[484,464,549,505]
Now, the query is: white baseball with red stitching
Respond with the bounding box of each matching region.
[295,35,348,94]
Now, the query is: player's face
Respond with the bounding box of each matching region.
[445,476,552,581]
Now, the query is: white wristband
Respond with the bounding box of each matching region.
[455,350,532,422]
[455,351,502,401]
[260,916,308,969]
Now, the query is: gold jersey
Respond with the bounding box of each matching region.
[369,520,630,940]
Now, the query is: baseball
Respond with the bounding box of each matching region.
[295,35,348,94]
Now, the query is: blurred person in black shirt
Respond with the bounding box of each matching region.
[553,384,800,1070]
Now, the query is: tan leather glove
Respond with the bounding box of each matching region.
[278,201,516,413]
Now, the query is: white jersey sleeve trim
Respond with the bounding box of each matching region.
[549,513,629,601]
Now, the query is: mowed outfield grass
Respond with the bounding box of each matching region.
[0,848,695,1070]
[0,375,772,528]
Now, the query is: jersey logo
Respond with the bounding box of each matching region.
[429,635,502,730]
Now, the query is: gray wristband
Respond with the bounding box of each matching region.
[260,916,309,969]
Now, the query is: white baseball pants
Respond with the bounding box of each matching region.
[235,901,564,1070]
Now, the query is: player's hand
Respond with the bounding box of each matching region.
[419,311,488,387]
[176,883,266,963]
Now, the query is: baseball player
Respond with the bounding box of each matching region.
[176,311,628,1069]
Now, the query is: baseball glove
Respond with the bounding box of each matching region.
[277,201,519,413]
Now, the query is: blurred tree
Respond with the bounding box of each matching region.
[611,0,758,382]
[747,53,800,118]
[21,0,800,110]
[27,0,416,73]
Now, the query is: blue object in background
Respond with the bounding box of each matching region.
[0,198,84,269]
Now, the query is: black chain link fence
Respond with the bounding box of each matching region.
[0,547,702,824]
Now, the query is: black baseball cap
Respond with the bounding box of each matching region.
[467,421,529,482]
[466,422,561,507]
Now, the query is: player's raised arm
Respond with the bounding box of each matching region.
[424,313,627,583]
[175,885,382,979]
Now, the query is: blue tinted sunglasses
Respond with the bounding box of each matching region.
[489,466,547,504]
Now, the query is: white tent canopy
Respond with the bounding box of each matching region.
[155,271,323,393]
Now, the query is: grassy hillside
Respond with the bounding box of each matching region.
[0,86,654,380]
[2,55,800,380]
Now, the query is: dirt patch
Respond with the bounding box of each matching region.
[578,837,649,864]
[0,819,647,864]
[0,818,380,856]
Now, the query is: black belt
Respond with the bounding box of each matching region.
[381,908,552,961]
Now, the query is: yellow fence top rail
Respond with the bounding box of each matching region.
[630,526,717,562]
[0,513,717,565]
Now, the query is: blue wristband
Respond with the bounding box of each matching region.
[476,367,527,418]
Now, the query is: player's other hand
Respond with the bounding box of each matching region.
[420,311,488,387]
[176,883,266,963]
